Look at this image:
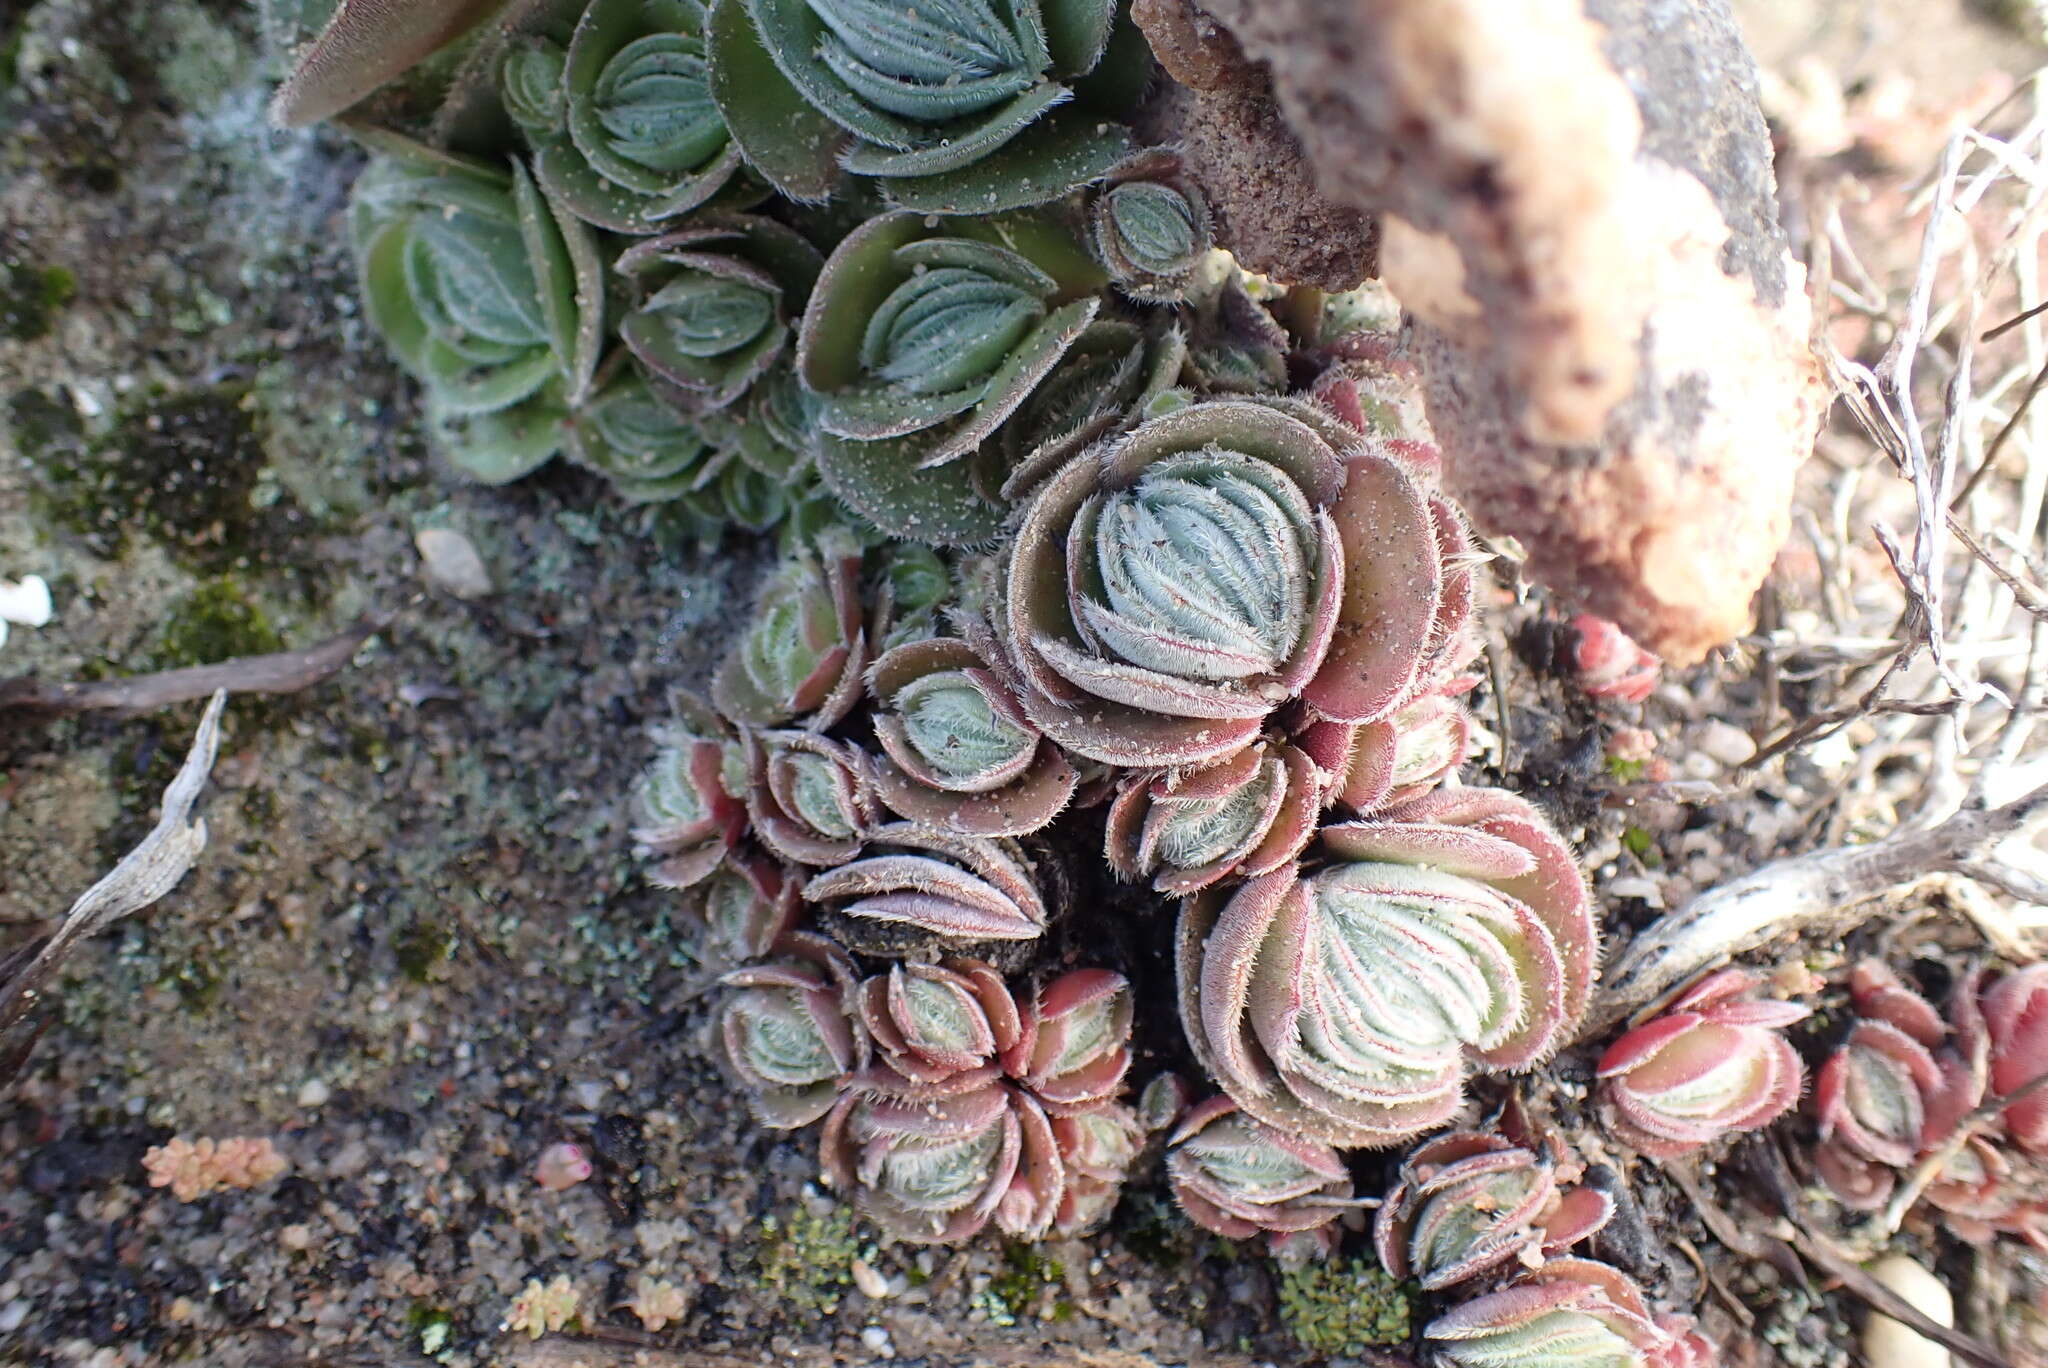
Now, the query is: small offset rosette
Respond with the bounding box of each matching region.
[712,529,869,730]
[632,693,747,890]
[744,729,884,867]
[716,932,866,1128]
[1088,149,1214,303]
[1104,739,1321,895]
[1166,1096,1355,1264]
[1373,1130,1613,1291]
[1597,968,1808,1159]
[867,637,1077,837]
[1293,687,1473,818]
[685,851,801,967]
[1424,1258,1717,1368]
[1176,787,1594,1148]
[801,823,1048,945]
[858,958,1020,1090]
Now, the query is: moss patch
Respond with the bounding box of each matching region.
[152,579,284,669]
[1276,1258,1417,1358]
[752,1203,865,1320]
[0,259,76,341]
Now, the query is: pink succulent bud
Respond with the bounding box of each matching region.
[717,932,868,1129]
[1293,688,1473,817]
[1104,740,1321,895]
[1597,968,1809,1158]
[801,823,1047,943]
[535,1141,593,1192]
[1166,1096,1354,1262]
[1425,1257,1719,1368]
[1177,786,1595,1147]
[1568,614,1660,704]
[1374,1130,1614,1290]
[687,852,801,967]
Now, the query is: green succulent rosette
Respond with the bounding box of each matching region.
[564,369,723,502]
[1089,149,1214,303]
[616,212,824,412]
[349,131,604,483]
[707,0,1141,211]
[798,208,1108,545]
[513,0,748,233]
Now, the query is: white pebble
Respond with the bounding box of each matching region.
[1695,719,1757,767]
[1862,1254,1954,1368]
[414,528,492,600]
[859,1325,894,1358]
[296,1078,330,1109]
[851,1257,890,1300]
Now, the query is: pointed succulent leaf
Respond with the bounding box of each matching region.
[1176,787,1592,1148]
[1374,1129,1611,1291]
[273,0,515,127]
[704,0,847,200]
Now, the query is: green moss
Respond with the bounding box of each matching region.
[753,1203,867,1320]
[405,1302,455,1355]
[1604,754,1647,782]
[975,1243,1069,1327]
[0,260,76,341]
[28,385,324,583]
[153,579,284,669]
[1621,825,1659,864]
[394,921,458,984]
[157,955,223,1013]
[1276,1258,1417,1358]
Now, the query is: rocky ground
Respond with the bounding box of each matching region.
[3,1,2048,1366]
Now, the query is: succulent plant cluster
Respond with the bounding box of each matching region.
[1813,959,2048,1246]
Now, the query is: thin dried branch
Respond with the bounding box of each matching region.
[1588,780,2048,1033]
[1,692,227,1089]
[0,611,391,719]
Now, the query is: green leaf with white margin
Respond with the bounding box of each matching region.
[920,296,1098,466]
[511,159,604,405]
[817,430,1008,547]
[841,82,1071,179]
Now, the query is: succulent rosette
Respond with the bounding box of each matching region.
[998,399,1449,768]
[866,637,1078,836]
[1597,968,1809,1159]
[745,729,885,866]
[713,529,869,729]
[632,694,748,889]
[685,852,802,965]
[1103,740,1321,896]
[799,209,1110,545]
[1177,787,1595,1147]
[707,0,1137,211]
[1089,149,1213,302]
[564,370,723,501]
[1295,688,1474,817]
[822,963,1135,1242]
[520,0,746,233]
[349,134,603,483]
[1165,1096,1355,1262]
[802,822,1047,944]
[718,931,867,1127]
[1425,1258,1717,1368]
[1374,1130,1614,1291]
[1982,963,2048,1153]
[616,214,824,412]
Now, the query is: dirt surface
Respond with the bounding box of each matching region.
[3,1,2048,1366]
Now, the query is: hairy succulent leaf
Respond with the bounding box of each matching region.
[1089,150,1212,302]
[802,822,1046,944]
[631,693,747,888]
[564,371,723,501]
[713,530,869,729]
[1104,741,1318,895]
[501,36,570,134]
[859,958,1019,1084]
[1176,788,1594,1148]
[273,0,515,128]
[745,730,884,866]
[718,932,866,1127]
[1425,1259,1713,1368]
[688,852,802,965]
[1374,1130,1613,1291]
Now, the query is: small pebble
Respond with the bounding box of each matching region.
[296,1079,330,1109]
[1695,719,1757,767]
[852,1257,890,1300]
[860,1325,894,1358]
[534,1141,592,1192]
[414,528,492,600]
[1862,1254,1953,1368]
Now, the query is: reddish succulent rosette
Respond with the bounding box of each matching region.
[1104,739,1321,895]
[1176,786,1594,1147]
[633,693,748,890]
[1374,1129,1614,1291]
[998,400,1451,768]
[713,530,869,730]
[687,850,802,966]
[1294,687,1474,817]
[866,636,1077,837]
[1597,968,1809,1159]
[1166,1095,1354,1262]
[717,932,867,1128]
[1425,1258,1718,1368]
[744,729,884,866]
[1568,613,1660,704]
